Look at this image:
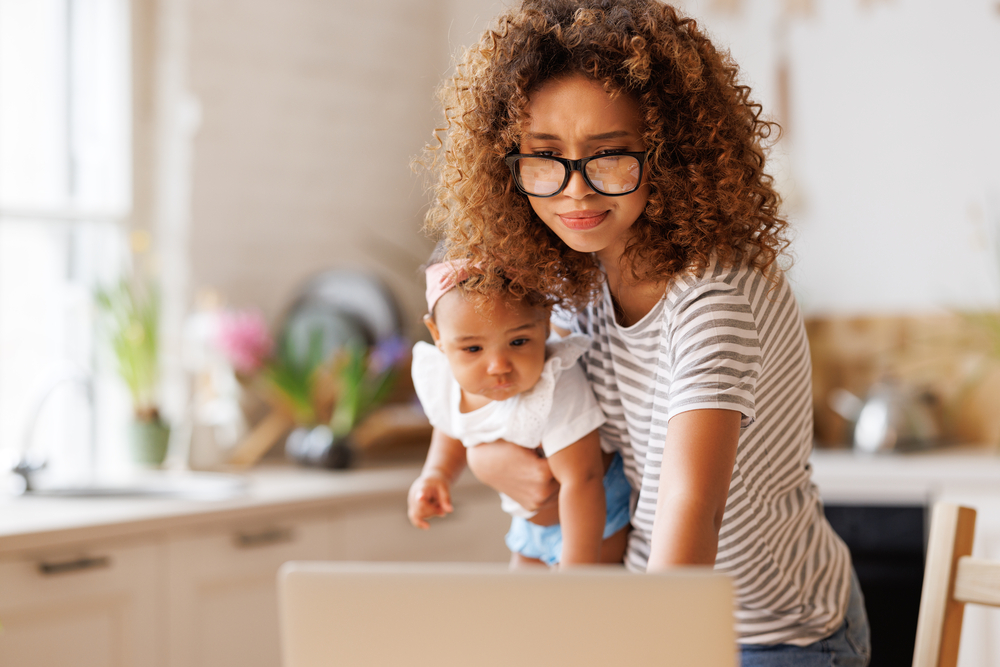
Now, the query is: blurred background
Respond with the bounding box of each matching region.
[1,0,999,474]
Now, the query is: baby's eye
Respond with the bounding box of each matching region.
[510,338,529,347]
[463,345,482,353]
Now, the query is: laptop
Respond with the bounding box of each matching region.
[278,561,735,667]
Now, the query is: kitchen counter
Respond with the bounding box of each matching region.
[809,446,1000,506]
[0,462,512,667]
[4,448,1000,667]
[5,447,1000,555]
[0,463,480,556]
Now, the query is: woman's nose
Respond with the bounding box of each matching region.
[562,168,595,199]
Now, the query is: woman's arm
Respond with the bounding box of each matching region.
[646,408,741,570]
[545,430,606,566]
[465,441,561,522]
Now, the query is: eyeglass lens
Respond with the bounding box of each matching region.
[515,155,641,196]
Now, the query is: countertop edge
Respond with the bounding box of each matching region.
[0,464,492,556]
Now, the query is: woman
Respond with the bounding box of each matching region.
[419,1,870,664]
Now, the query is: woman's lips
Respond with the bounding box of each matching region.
[558,210,608,231]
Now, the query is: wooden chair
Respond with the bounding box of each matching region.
[912,503,1000,667]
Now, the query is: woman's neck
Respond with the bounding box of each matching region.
[603,259,666,328]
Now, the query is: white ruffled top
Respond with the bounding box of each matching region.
[411,334,607,518]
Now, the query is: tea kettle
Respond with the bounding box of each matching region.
[828,381,942,454]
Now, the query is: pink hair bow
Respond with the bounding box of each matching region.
[425,260,471,313]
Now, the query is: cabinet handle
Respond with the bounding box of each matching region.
[37,555,111,576]
[233,527,294,549]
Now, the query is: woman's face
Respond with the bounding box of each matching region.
[519,74,650,267]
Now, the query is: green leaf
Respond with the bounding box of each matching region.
[94,278,160,413]
[264,327,328,424]
[328,342,398,437]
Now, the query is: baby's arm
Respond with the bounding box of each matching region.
[545,429,606,566]
[407,428,467,529]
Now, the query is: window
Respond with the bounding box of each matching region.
[0,0,131,477]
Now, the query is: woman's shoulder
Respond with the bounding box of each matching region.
[665,253,788,309]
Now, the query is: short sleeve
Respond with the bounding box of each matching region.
[665,283,760,428]
[410,341,455,432]
[539,360,607,456]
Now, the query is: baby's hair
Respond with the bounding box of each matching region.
[423,241,555,321]
[421,0,790,310]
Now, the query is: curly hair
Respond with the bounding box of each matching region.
[422,0,789,311]
[422,241,557,320]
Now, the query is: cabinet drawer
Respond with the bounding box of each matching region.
[328,484,511,562]
[0,541,162,667]
[166,515,332,667]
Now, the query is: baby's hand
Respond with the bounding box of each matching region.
[407,472,453,529]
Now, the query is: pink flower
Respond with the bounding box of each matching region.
[216,309,273,375]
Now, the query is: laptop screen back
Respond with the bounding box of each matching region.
[279,561,735,667]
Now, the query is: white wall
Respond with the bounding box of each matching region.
[179,0,1000,324]
[184,0,452,335]
[681,0,1000,316]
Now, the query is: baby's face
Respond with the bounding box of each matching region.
[428,291,549,405]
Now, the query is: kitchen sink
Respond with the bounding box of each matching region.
[26,470,249,500]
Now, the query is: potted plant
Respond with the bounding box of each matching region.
[95,278,170,466]
[323,337,406,467]
[275,332,405,470]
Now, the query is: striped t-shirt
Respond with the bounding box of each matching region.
[554,258,851,646]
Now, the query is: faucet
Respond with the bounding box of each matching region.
[11,364,96,493]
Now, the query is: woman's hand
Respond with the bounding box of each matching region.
[466,440,560,523]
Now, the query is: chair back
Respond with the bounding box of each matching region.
[912,503,1000,667]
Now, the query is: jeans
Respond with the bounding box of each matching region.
[740,569,871,667]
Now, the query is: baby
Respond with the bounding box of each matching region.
[407,258,631,567]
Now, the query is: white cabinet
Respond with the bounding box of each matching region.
[328,484,511,563]
[165,515,333,667]
[163,486,509,667]
[0,468,511,667]
[0,540,162,667]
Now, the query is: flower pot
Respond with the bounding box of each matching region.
[284,425,354,470]
[129,418,171,467]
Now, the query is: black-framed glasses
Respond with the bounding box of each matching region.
[504,151,647,197]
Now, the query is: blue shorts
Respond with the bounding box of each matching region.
[504,451,632,565]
